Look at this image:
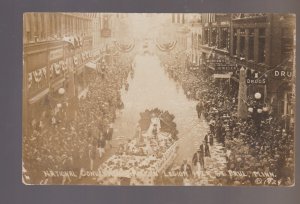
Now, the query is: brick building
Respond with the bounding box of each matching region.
[230,13,295,119]
[23,13,101,137]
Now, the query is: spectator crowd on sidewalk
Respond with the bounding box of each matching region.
[23,54,134,184]
[161,51,294,186]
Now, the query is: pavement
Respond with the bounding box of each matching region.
[92,53,228,185]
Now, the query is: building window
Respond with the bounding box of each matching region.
[211,28,217,46]
[258,28,266,63]
[232,29,237,55]
[249,36,254,60]
[24,14,32,43]
[248,29,254,60]
[204,29,209,45]
[233,36,237,55]
[258,38,266,63]
[240,36,246,58]
[281,28,293,62]
[249,28,254,36]
[240,28,245,36]
[220,28,228,49]
[40,13,45,40]
[259,28,265,37]
[198,34,201,50]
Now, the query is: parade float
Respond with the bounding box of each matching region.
[97,108,179,185]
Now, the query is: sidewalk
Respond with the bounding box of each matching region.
[192,142,227,186]
[184,118,228,186]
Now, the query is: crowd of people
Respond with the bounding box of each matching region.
[23,53,134,184]
[160,50,294,186]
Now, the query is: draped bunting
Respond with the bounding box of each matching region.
[33,68,43,83]
[28,73,33,88]
[42,67,47,77]
[28,50,92,90]
[155,39,177,52]
[49,64,54,78]
[73,56,78,66]
[115,41,135,53]
[62,36,83,48]
[59,60,68,73]
[28,67,47,89]
[53,63,61,75]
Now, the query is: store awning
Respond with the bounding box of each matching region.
[28,88,49,104]
[51,78,65,91]
[207,65,215,70]
[85,62,97,70]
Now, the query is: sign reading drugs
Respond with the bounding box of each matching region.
[246,72,267,85]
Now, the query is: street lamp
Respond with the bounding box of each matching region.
[257,108,263,114]
[58,88,65,95]
[254,92,262,100]
[262,106,269,112]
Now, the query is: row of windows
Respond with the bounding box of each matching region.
[171,14,185,24]
[23,13,93,44]
[202,28,229,50]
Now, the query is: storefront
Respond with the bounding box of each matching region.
[24,43,51,135]
[73,50,93,99]
[270,81,294,130]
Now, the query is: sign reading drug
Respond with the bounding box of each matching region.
[272,70,293,79]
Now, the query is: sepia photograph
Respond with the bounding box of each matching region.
[22,13,296,186]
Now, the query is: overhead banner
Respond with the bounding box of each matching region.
[213,73,232,79]
[215,64,238,72]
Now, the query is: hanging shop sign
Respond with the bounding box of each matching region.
[213,73,232,79]
[206,59,226,64]
[272,70,293,79]
[246,73,267,85]
[215,64,238,72]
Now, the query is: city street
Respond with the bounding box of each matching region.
[22,13,295,186]
[113,53,201,164]
[110,51,227,185]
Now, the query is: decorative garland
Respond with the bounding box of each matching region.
[53,63,61,75]
[28,67,47,89]
[155,39,177,52]
[115,41,135,53]
[42,67,47,78]
[59,60,68,73]
[73,56,78,66]
[28,73,33,88]
[33,68,43,83]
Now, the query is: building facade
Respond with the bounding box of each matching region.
[171,13,189,51]
[230,13,295,119]
[23,13,100,137]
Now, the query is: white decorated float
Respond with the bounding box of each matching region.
[97,109,179,185]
